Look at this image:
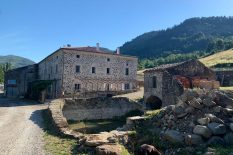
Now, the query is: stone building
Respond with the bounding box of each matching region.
[4,64,38,98]
[215,69,233,86]
[144,60,216,109]
[38,45,138,98]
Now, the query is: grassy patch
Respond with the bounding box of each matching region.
[144,109,162,118]
[220,87,233,90]
[42,109,80,155]
[212,145,233,155]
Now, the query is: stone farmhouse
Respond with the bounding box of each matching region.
[143,60,219,109]
[5,44,138,98]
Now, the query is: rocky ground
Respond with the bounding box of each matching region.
[125,89,233,155]
[0,98,46,155]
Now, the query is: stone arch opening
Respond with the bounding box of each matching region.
[146,96,162,110]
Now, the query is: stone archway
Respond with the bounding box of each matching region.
[146,96,162,110]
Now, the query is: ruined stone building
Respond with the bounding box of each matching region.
[144,60,217,109]
[5,44,138,98]
[215,69,233,86]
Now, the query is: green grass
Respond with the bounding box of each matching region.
[42,109,82,155]
[144,109,162,118]
[68,119,125,134]
[211,145,233,155]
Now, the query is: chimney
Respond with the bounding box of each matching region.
[116,47,120,54]
[96,43,100,51]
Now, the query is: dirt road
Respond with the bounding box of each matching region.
[0,98,46,155]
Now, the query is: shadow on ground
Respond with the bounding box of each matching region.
[0,98,41,107]
[30,108,81,155]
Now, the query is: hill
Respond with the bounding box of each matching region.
[121,17,233,59]
[0,55,35,68]
[200,49,233,68]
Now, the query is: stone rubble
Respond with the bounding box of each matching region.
[147,89,233,147]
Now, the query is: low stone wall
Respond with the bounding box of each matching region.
[48,99,84,140]
[62,97,142,121]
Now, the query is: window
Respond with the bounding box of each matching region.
[75,84,81,91]
[76,55,80,58]
[125,68,129,75]
[124,83,130,90]
[92,67,96,74]
[107,58,110,62]
[107,68,110,74]
[50,67,53,74]
[76,65,80,73]
[152,76,157,88]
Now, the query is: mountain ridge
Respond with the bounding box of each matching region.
[120,16,233,59]
[0,55,35,68]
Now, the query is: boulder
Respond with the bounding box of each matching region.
[174,106,185,115]
[188,98,203,109]
[205,114,224,124]
[138,144,162,155]
[207,136,225,146]
[215,91,233,107]
[197,117,210,125]
[163,130,184,144]
[222,108,233,115]
[207,123,226,135]
[185,134,204,146]
[85,133,112,147]
[193,125,212,138]
[177,112,188,119]
[96,144,123,155]
[224,132,233,146]
[185,106,195,114]
[203,98,216,107]
[213,106,222,113]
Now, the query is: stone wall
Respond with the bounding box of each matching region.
[38,48,138,98]
[62,49,138,94]
[215,70,233,86]
[4,64,38,98]
[62,97,142,121]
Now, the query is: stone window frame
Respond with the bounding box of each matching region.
[92,67,96,74]
[124,83,130,90]
[106,68,111,75]
[76,65,81,73]
[75,83,81,91]
[125,68,129,76]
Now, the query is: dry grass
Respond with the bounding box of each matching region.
[200,49,233,67]
[220,87,233,90]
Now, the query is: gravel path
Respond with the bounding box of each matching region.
[0,98,46,155]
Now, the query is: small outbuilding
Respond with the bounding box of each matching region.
[144,60,218,109]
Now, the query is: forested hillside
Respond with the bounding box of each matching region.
[0,55,35,68]
[120,17,233,69]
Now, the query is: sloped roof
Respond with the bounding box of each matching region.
[144,60,200,73]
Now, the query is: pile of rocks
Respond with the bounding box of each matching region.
[151,89,233,146]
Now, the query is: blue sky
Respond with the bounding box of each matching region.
[0,0,233,62]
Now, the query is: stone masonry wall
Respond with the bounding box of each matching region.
[62,49,138,94]
[62,97,142,121]
[215,70,233,86]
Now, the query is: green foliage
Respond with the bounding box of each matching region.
[121,17,233,62]
[31,80,53,93]
[138,52,205,69]
[0,62,12,83]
